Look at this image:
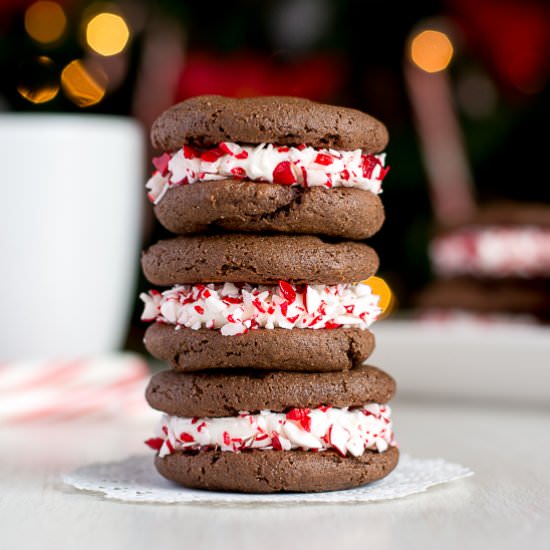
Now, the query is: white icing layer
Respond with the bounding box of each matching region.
[146,142,389,203]
[431,227,550,278]
[140,282,381,335]
[146,404,395,458]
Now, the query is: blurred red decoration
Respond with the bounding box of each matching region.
[449,0,550,93]
[176,52,346,102]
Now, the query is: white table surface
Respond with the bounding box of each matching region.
[1,394,549,550]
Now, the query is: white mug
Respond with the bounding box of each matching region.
[0,114,144,360]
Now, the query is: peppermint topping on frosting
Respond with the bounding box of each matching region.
[140,282,381,335]
[146,142,389,204]
[145,404,395,458]
[431,226,550,278]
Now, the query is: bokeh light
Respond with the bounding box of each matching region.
[61,60,107,107]
[410,30,454,73]
[363,276,396,317]
[24,1,67,44]
[85,12,130,56]
[16,56,59,104]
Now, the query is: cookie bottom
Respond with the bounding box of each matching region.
[144,323,375,372]
[155,447,399,493]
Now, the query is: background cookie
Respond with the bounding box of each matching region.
[151,95,389,152]
[141,234,379,285]
[146,364,395,417]
[153,180,385,239]
[144,324,375,372]
[447,201,550,229]
[416,277,550,318]
[155,447,399,493]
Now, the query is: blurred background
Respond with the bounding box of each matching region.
[1,0,550,422]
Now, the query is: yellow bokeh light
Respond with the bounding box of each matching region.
[24,1,67,44]
[86,12,130,56]
[410,30,454,73]
[17,83,59,104]
[362,276,396,317]
[61,60,107,107]
[17,56,59,104]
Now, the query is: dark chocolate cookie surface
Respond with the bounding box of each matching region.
[144,324,375,372]
[468,202,550,228]
[439,202,550,233]
[141,234,378,286]
[416,277,550,317]
[151,95,388,153]
[146,363,395,417]
[154,179,385,239]
[155,447,399,493]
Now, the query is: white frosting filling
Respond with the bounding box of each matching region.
[431,226,550,278]
[146,404,394,458]
[140,282,381,335]
[146,142,389,204]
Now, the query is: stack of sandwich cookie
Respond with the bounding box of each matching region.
[141,95,398,493]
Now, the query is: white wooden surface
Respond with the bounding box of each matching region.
[1,395,549,550]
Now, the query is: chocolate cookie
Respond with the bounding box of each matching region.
[153,179,385,239]
[144,324,375,372]
[151,95,389,153]
[155,447,399,493]
[146,364,395,417]
[416,277,550,317]
[141,234,379,286]
[450,201,550,229]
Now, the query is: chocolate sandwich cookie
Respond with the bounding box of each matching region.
[145,96,390,237]
[146,364,395,417]
[153,180,385,239]
[151,95,389,152]
[145,365,397,492]
[144,324,375,372]
[141,234,379,286]
[155,447,399,493]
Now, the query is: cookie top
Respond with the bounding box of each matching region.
[416,277,550,316]
[153,180,385,239]
[151,95,389,153]
[141,234,379,286]
[145,364,395,417]
[144,324,375,372]
[467,202,550,228]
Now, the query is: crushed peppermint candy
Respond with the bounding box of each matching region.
[431,226,550,278]
[147,404,395,458]
[140,282,381,335]
[146,142,389,204]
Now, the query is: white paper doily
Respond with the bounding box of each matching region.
[62,454,472,504]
